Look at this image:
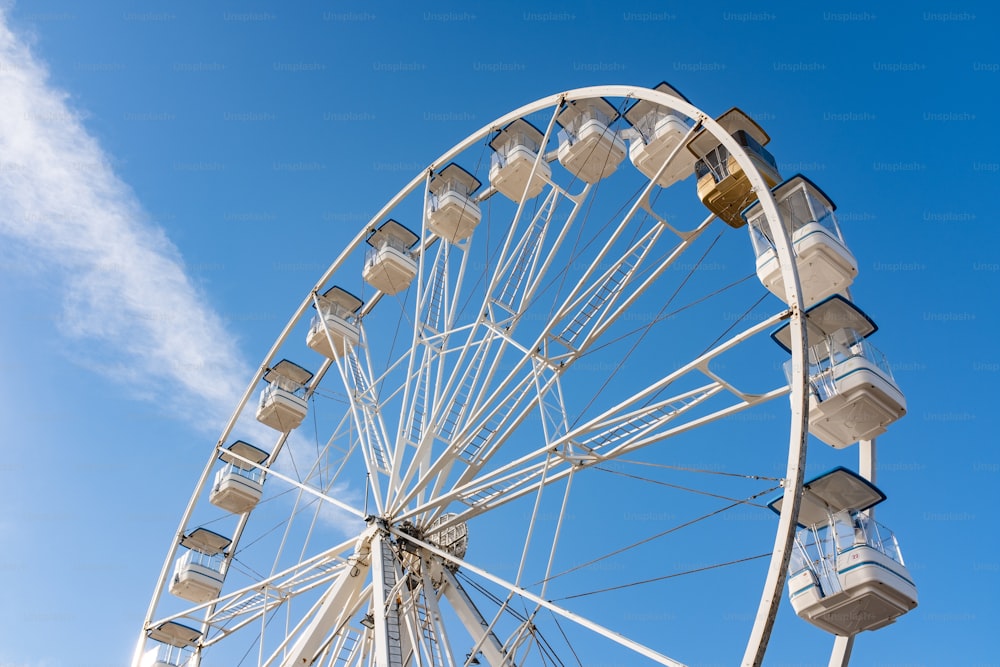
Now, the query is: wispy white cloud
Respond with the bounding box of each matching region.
[0,11,362,535]
[0,10,248,429]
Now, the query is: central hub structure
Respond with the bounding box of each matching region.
[397,513,469,587]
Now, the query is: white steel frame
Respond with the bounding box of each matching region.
[134,85,816,667]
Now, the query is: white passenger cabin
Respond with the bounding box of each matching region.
[743,175,858,307]
[489,118,551,202]
[362,219,420,295]
[169,528,231,604]
[624,82,697,188]
[144,621,200,667]
[256,359,313,432]
[772,296,906,448]
[556,97,626,183]
[209,440,269,514]
[306,286,363,359]
[769,467,917,635]
[427,163,482,242]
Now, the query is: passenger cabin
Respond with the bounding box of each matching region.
[362,219,420,295]
[772,296,906,448]
[688,108,781,227]
[769,468,917,635]
[488,118,551,202]
[306,286,363,359]
[209,440,269,514]
[256,359,313,432]
[427,163,483,242]
[169,528,231,604]
[743,175,858,307]
[623,82,697,188]
[144,621,200,667]
[555,97,626,183]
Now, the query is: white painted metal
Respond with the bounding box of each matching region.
[137,85,824,667]
[279,527,375,667]
[825,439,871,667]
[438,567,508,666]
[392,527,689,667]
[828,635,854,667]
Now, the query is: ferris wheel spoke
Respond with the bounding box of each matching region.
[401,311,789,528]
[137,84,898,667]
[438,567,510,666]
[406,388,792,534]
[393,209,727,514]
[147,536,360,652]
[329,336,400,511]
[277,526,377,667]
[394,238,471,481]
[388,525,689,667]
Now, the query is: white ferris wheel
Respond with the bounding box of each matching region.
[134,84,918,667]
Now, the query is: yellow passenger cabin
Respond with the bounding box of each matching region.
[688,108,781,227]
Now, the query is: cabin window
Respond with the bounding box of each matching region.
[631,110,666,144]
[748,217,773,256]
[733,130,779,172]
[783,328,899,403]
[694,145,730,183]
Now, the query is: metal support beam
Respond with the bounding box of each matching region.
[280,527,375,667]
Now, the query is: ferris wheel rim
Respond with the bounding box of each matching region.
[135,83,812,667]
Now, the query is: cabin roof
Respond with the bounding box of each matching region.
[771,295,878,353]
[687,107,771,157]
[742,174,837,223]
[180,527,232,555]
[365,219,420,249]
[488,118,545,151]
[429,162,482,196]
[148,620,201,648]
[623,81,689,126]
[219,440,270,468]
[263,359,314,386]
[312,285,364,313]
[556,97,620,129]
[768,466,887,527]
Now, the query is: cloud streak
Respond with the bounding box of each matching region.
[0,10,248,429]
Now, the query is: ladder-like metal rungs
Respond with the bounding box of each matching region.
[583,396,698,451]
[379,539,404,664]
[414,592,441,663]
[496,217,546,312]
[438,349,485,441]
[421,250,448,333]
[330,628,363,666]
[346,354,392,471]
[462,468,539,508]
[558,259,635,344]
[211,590,269,623]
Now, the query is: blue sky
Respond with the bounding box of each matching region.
[0,2,997,666]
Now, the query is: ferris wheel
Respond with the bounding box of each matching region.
[134,84,917,667]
